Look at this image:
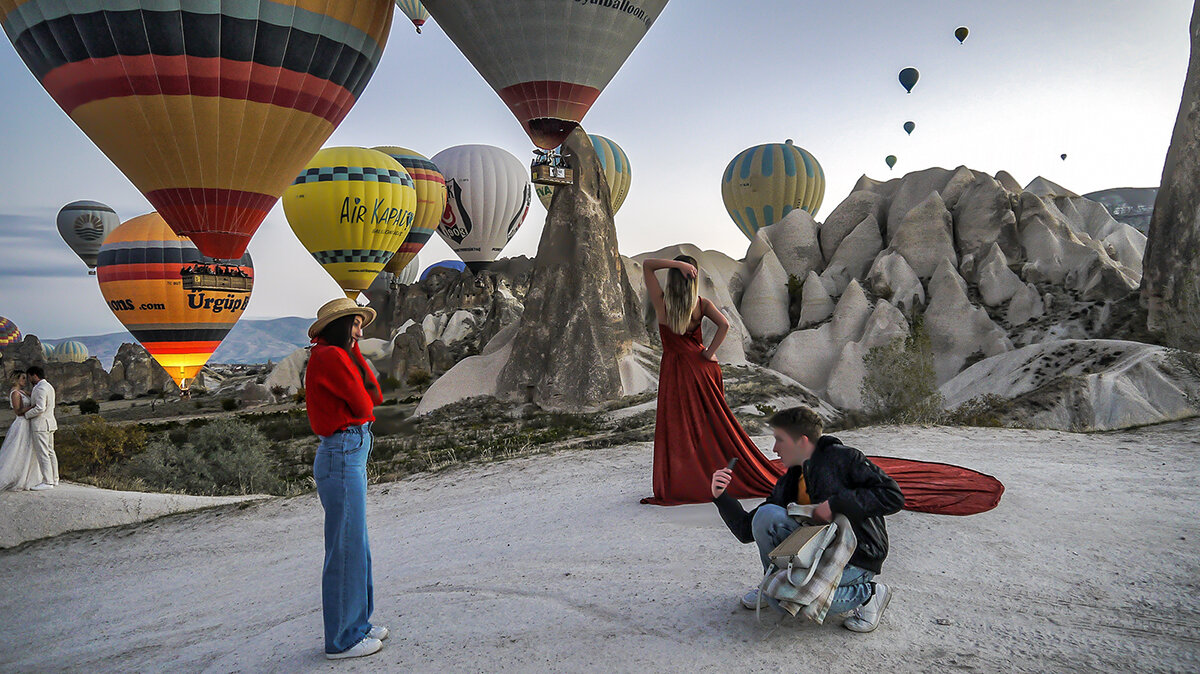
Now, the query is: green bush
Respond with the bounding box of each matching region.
[293,388,306,404]
[114,417,284,495]
[221,398,239,411]
[78,398,101,414]
[108,393,125,402]
[944,394,1006,427]
[860,317,945,423]
[406,369,432,389]
[57,416,147,476]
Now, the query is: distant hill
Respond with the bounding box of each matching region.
[44,317,311,368]
[1082,187,1157,234]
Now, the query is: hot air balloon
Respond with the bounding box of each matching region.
[0,1,396,261]
[431,145,532,271]
[899,67,920,94]
[41,343,54,361]
[536,134,631,214]
[0,316,18,347]
[396,0,431,33]
[372,147,447,276]
[955,27,969,44]
[57,201,119,273]
[422,0,670,149]
[721,140,825,240]
[52,341,89,363]
[96,213,253,391]
[420,259,467,281]
[284,148,417,300]
[903,121,915,135]
[1061,153,1068,161]
[396,255,421,286]
[886,155,898,169]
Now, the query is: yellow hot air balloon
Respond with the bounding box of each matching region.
[536,134,631,215]
[721,140,825,239]
[371,147,447,275]
[284,147,416,299]
[96,213,253,390]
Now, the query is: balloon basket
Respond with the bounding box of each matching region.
[531,149,573,186]
[181,265,253,293]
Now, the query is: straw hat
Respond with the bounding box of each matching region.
[308,298,376,339]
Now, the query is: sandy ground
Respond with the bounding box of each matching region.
[0,483,265,548]
[1,420,1198,672]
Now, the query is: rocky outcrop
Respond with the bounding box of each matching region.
[819,190,887,263]
[888,191,957,279]
[866,250,924,316]
[262,347,309,395]
[798,270,835,328]
[108,343,178,398]
[820,215,882,297]
[738,249,791,338]
[923,260,1011,384]
[754,209,823,281]
[1142,2,1200,350]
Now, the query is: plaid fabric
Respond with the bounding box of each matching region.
[312,249,394,265]
[292,166,415,186]
[763,511,858,623]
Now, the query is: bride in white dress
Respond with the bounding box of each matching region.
[0,371,44,491]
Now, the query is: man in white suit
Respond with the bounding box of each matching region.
[25,366,59,490]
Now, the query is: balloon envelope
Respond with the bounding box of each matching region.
[420,259,467,281]
[955,26,969,43]
[536,134,631,214]
[0,316,18,347]
[372,147,447,275]
[57,201,119,270]
[886,155,898,169]
[721,140,825,239]
[395,0,430,32]
[284,147,417,299]
[52,341,89,363]
[422,0,670,148]
[431,145,531,270]
[0,1,396,260]
[903,121,915,135]
[899,67,920,93]
[96,213,253,390]
[1061,153,1068,160]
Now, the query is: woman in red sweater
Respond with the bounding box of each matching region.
[305,298,386,660]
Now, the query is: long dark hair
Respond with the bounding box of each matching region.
[318,314,376,394]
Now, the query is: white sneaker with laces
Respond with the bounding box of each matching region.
[367,625,389,641]
[325,636,383,660]
[843,582,891,633]
[30,483,54,491]
[741,587,766,610]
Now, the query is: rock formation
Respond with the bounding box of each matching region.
[1142,2,1200,351]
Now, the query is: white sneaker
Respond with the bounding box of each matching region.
[30,483,54,491]
[741,587,766,610]
[367,625,389,641]
[325,636,382,660]
[843,583,891,633]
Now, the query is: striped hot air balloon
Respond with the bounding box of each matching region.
[423,0,670,149]
[0,1,396,260]
[0,316,19,347]
[395,0,430,33]
[96,213,253,390]
[57,201,119,271]
[535,134,631,215]
[721,140,825,240]
[372,147,447,276]
[52,341,89,363]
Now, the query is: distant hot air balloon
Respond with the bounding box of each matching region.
[886,155,898,169]
[57,201,119,273]
[431,145,532,271]
[420,260,467,281]
[372,147,447,276]
[96,214,253,391]
[1061,153,1068,161]
[284,148,417,300]
[396,255,422,286]
[395,0,431,33]
[0,316,19,347]
[536,134,631,214]
[0,1,396,261]
[955,27,969,44]
[899,67,920,94]
[903,121,916,135]
[52,341,89,363]
[422,0,670,149]
[41,343,54,361]
[721,140,825,240]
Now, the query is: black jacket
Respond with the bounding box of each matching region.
[713,435,904,574]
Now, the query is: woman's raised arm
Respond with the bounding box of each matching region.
[642,258,697,322]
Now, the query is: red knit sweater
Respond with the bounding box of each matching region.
[304,339,384,437]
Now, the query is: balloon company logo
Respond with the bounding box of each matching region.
[73,213,106,241]
[339,197,410,228]
[107,299,164,312]
[187,293,249,314]
[574,0,653,27]
[440,179,473,244]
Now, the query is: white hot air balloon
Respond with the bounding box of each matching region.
[396,254,421,285]
[430,145,531,271]
[57,201,119,273]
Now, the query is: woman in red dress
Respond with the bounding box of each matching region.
[640,255,785,505]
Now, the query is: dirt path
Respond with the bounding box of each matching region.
[0,421,1197,672]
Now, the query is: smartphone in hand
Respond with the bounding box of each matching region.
[726,457,738,471]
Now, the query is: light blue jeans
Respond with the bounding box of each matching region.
[751,504,875,615]
[314,423,375,654]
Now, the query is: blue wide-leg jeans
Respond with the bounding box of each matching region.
[314,422,375,654]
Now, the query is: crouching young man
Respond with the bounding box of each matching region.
[711,407,905,632]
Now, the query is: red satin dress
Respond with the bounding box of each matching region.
[641,322,785,505]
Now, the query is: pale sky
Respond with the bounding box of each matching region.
[0,0,1192,339]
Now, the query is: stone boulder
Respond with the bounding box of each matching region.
[769,281,873,397]
[923,260,1012,384]
[824,300,910,410]
[798,270,835,328]
[820,215,883,297]
[940,340,1200,431]
[262,347,309,395]
[951,172,1020,261]
[389,323,430,383]
[1006,283,1046,327]
[41,359,110,404]
[738,249,791,339]
[108,343,178,398]
[883,166,974,235]
[888,191,957,279]
[754,208,823,280]
[995,170,1022,193]
[866,250,925,316]
[976,243,1025,307]
[819,190,887,262]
